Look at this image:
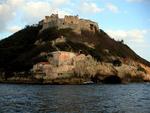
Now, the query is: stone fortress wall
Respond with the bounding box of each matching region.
[40,14,99,33]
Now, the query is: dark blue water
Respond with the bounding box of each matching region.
[0,84,150,113]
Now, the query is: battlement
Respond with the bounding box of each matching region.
[40,14,99,34]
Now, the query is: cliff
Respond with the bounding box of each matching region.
[0,14,150,84]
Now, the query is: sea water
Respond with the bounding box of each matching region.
[0,83,150,113]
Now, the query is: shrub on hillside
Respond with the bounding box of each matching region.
[74,55,98,78]
[113,59,122,67]
[137,65,146,73]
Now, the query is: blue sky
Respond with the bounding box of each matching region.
[0,0,150,61]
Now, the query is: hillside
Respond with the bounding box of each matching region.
[0,24,149,71]
[0,19,150,84]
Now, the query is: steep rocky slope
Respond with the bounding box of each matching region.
[0,24,150,84]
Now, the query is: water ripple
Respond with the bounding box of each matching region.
[0,84,150,113]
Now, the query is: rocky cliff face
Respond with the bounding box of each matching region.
[0,15,150,84]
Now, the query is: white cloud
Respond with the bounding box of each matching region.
[0,0,71,32]
[56,10,71,18]
[22,1,71,24]
[0,3,14,31]
[0,0,25,32]
[106,29,150,61]
[80,2,104,14]
[22,1,51,24]
[106,29,147,43]
[7,26,22,33]
[51,0,70,7]
[6,0,24,8]
[107,3,119,13]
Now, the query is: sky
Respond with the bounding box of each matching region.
[0,0,150,61]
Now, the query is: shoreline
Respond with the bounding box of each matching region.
[0,77,149,85]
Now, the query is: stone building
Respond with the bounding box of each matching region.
[48,51,76,66]
[40,14,99,34]
[33,51,77,79]
[33,51,76,72]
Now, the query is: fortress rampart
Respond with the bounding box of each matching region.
[39,14,99,33]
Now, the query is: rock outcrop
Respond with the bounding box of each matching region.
[0,13,150,84]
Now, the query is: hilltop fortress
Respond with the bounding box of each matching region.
[39,14,99,33]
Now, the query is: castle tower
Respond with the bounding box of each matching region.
[40,14,99,34]
[64,15,79,25]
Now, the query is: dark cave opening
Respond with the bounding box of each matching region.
[103,75,122,84]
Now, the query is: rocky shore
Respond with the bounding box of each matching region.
[1,56,150,85]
